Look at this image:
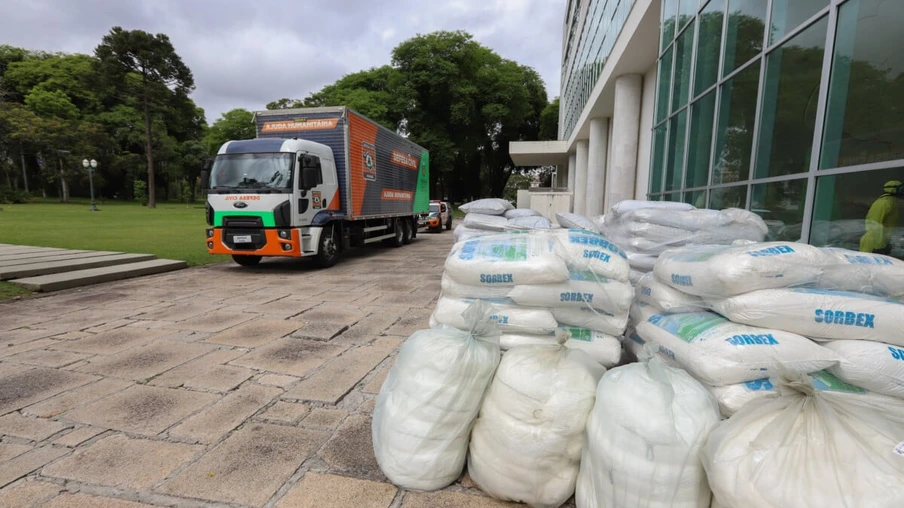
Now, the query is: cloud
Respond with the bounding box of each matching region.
[0,0,563,123]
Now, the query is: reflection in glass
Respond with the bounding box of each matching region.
[712,62,760,184]
[769,0,829,45]
[662,0,679,51]
[812,170,904,258]
[650,125,668,194]
[686,91,717,189]
[677,0,697,33]
[709,185,748,210]
[672,23,696,112]
[755,16,827,179]
[722,0,767,77]
[684,189,708,208]
[665,109,688,191]
[821,0,904,169]
[751,179,808,241]
[656,48,674,124]
[694,0,725,97]
[663,193,682,202]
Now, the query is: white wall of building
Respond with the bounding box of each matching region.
[635,63,658,199]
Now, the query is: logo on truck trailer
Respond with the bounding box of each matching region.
[391,150,419,170]
[362,142,377,181]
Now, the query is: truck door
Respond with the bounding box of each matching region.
[295,153,339,227]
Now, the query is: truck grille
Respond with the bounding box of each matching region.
[222,216,266,250]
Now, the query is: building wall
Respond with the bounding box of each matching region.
[649,0,904,257]
[636,64,658,199]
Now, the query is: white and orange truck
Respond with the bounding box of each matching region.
[202,106,430,267]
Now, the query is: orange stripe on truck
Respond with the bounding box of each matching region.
[207,229,301,257]
[347,111,378,217]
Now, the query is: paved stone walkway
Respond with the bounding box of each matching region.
[0,229,531,507]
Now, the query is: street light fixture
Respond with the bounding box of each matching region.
[82,159,99,211]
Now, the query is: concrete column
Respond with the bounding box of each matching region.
[586,117,609,217]
[556,164,568,190]
[607,74,643,209]
[574,140,589,215]
[567,151,577,212]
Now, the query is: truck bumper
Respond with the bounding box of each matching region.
[206,228,310,258]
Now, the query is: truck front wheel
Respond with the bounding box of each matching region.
[316,225,340,268]
[232,255,262,266]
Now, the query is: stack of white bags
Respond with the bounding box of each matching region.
[454,198,553,243]
[626,241,904,507]
[598,200,769,284]
[434,228,634,367]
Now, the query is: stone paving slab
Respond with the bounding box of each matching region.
[0,231,507,507]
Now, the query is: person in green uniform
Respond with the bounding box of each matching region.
[860,180,903,255]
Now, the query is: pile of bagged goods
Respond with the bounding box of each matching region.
[372,196,904,508]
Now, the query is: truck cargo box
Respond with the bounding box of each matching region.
[254,107,430,221]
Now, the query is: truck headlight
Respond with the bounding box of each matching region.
[278,229,290,239]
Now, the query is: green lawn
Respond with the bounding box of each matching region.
[0,198,221,267]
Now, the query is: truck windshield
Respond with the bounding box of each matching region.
[210,153,293,190]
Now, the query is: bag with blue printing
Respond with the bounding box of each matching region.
[552,307,629,337]
[653,242,832,298]
[633,310,839,386]
[704,372,904,508]
[432,296,559,335]
[707,288,904,346]
[445,233,569,287]
[550,229,631,282]
[822,339,904,399]
[635,273,705,314]
[706,370,904,418]
[817,248,904,298]
[506,269,634,315]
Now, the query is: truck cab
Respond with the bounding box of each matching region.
[204,138,339,266]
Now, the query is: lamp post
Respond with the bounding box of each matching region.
[82,159,99,211]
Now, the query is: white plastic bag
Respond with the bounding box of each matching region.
[507,215,553,230]
[440,275,511,300]
[432,296,558,335]
[636,273,705,314]
[634,310,839,386]
[469,340,605,508]
[654,242,832,297]
[507,270,634,314]
[823,339,904,399]
[500,333,558,350]
[817,248,904,298]
[556,212,599,232]
[463,213,510,231]
[704,373,904,508]
[621,207,733,231]
[460,198,513,216]
[445,233,569,287]
[372,302,501,491]
[562,327,622,367]
[705,370,904,417]
[505,208,542,219]
[553,307,629,337]
[454,224,492,243]
[626,252,658,272]
[576,357,721,508]
[550,229,631,282]
[707,288,904,346]
[606,200,694,218]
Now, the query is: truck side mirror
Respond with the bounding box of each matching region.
[200,170,210,191]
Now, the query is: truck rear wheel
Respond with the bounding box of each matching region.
[232,255,262,266]
[402,219,413,245]
[383,219,404,248]
[316,225,340,268]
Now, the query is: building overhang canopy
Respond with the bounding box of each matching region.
[509,141,569,167]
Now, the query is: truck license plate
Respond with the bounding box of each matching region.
[233,235,252,243]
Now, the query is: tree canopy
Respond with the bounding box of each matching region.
[268,31,551,201]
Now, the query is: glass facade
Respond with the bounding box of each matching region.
[651,0,904,258]
[561,0,638,140]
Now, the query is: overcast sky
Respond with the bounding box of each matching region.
[1,0,564,123]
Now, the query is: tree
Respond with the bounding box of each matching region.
[302,66,403,130]
[204,108,255,154]
[94,27,195,208]
[538,98,559,141]
[266,97,304,110]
